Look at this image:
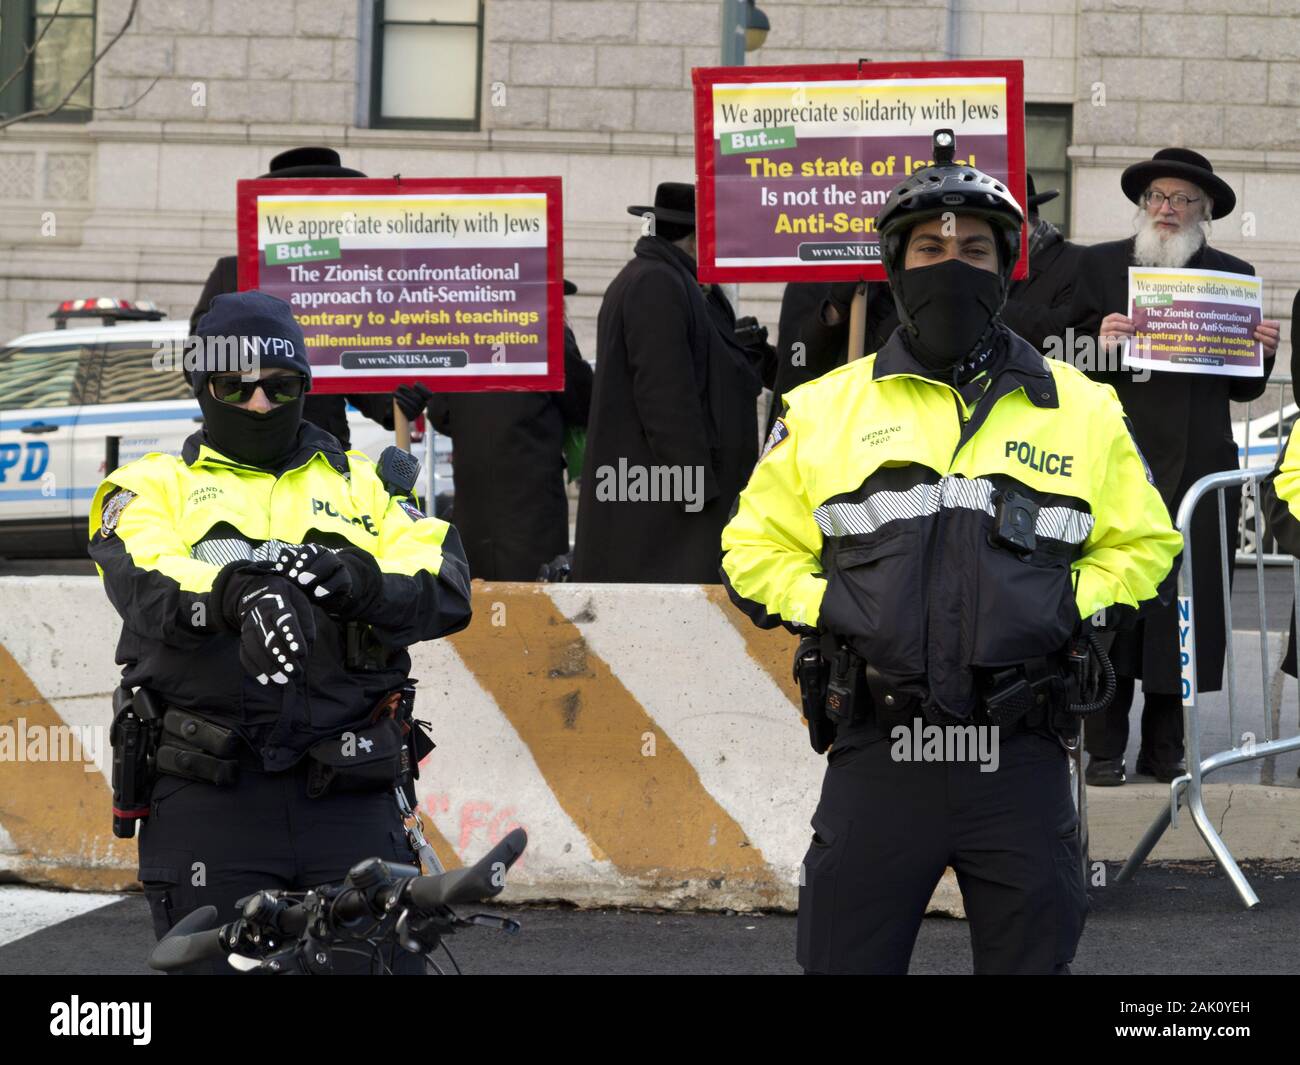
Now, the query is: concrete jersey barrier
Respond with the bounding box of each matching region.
[1,577,1297,911]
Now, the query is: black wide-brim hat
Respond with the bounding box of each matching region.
[260,146,367,179]
[627,181,696,226]
[1121,147,1234,219]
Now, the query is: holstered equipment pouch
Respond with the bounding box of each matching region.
[162,709,240,758]
[370,684,432,806]
[156,744,240,787]
[980,656,1066,729]
[305,717,406,799]
[824,643,866,726]
[155,707,241,787]
[793,635,834,754]
[111,685,164,838]
[862,663,922,729]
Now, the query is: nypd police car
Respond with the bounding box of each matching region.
[0,298,444,558]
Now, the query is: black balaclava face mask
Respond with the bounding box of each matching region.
[198,386,305,469]
[892,257,1005,374]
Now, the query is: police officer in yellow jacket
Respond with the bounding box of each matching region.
[91,291,471,974]
[720,132,1181,975]
[1260,430,1300,717]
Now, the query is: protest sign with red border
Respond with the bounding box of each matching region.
[692,60,1026,283]
[235,176,564,394]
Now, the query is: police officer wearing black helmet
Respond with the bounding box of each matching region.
[721,132,1181,974]
[93,291,472,974]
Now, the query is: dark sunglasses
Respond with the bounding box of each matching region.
[209,374,307,405]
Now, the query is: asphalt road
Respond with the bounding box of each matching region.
[1,861,1297,976]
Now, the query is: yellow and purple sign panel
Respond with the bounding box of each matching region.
[1125,267,1264,377]
[236,177,564,394]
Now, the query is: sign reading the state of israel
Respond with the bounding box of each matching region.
[692,60,1027,283]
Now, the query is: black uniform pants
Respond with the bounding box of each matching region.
[796,729,1087,975]
[138,762,425,975]
[1083,677,1183,764]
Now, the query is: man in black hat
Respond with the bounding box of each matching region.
[399,279,594,581]
[572,182,774,582]
[189,147,427,449]
[1069,147,1281,786]
[1002,173,1086,353]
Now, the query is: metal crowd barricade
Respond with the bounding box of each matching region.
[1115,466,1300,908]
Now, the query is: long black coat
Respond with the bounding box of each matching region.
[1069,236,1273,693]
[1289,287,1300,404]
[425,327,592,581]
[191,256,395,449]
[572,236,763,582]
[1004,222,1086,352]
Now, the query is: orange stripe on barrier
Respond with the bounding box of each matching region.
[705,586,803,708]
[451,585,773,889]
[0,643,135,884]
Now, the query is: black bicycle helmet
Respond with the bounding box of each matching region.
[875,129,1025,304]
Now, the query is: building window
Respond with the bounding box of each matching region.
[1026,104,1072,236]
[0,0,96,122]
[370,0,483,131]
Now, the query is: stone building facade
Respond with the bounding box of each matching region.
[0,0,1296,368]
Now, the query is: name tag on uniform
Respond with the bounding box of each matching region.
[859,422,914,449]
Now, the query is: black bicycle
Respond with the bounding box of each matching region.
[148,828,527,975]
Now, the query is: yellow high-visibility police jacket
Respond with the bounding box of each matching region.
[1261,428,1300,559]
[89,422,471,770]
[721,329,1182,721]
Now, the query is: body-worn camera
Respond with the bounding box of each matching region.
[990,489,1039,555]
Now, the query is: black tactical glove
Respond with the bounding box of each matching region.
[827,281,863,316]
[733,315,769,349]
[272,544,383,621]
[214,568,315,687]
[393,382,435,422]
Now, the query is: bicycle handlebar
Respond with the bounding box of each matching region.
[147,828,529,973]
[406,827,527,913]
[148,905,225,971]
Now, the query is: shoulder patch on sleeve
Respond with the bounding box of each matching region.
[1122,416,1155,484]
[100,489,137,534]
[759,417,789,461]
[397,499,425,522]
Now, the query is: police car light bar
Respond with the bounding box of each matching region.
[50,297,168,328]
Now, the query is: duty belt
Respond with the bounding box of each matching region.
[830,649,1068,736]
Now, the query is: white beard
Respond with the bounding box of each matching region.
[1132,211,1208,268]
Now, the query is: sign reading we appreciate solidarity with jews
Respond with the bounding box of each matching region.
[692,60,1027,283]
[235,177,564,393]
[1125,267,1264,378]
